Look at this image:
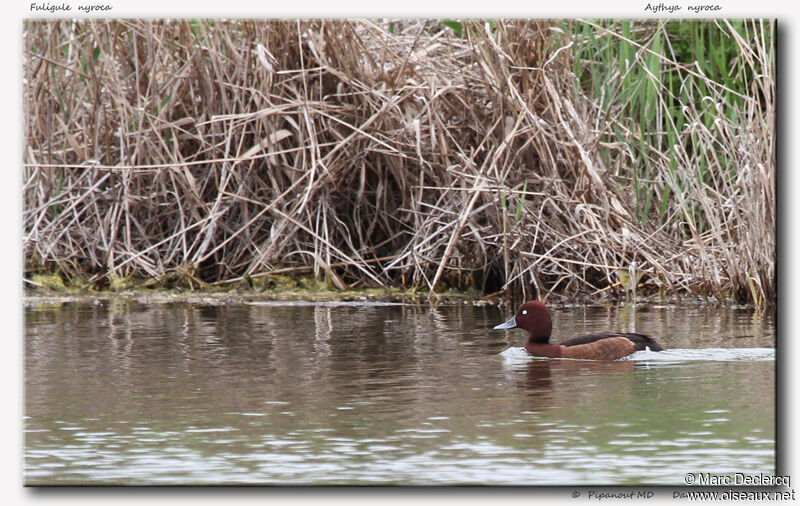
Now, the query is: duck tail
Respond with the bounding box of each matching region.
[624,333,664,352]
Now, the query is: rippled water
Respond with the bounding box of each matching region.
[24,299,775,485]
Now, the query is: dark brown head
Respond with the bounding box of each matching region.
[493,301,553,343]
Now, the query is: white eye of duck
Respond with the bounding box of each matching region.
[521,309,528,315]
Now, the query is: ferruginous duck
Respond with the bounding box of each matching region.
[494,301,664,360]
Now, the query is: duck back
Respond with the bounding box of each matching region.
[560,332,664,352]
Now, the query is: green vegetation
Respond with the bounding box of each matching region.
[23,19,774,305]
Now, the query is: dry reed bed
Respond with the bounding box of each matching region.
[23,19,775,303]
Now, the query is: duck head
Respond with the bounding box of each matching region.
[493,301,553,343]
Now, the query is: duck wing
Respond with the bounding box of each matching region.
[559,337,637,360]
[559,332,664,352]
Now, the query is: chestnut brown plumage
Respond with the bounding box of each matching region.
[494,301,664,360]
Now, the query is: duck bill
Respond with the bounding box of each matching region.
[493,316,518,330]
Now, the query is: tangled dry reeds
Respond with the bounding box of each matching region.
[23,19,775,304]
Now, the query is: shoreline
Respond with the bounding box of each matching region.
[23,287,769,310]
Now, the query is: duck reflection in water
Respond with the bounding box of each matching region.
[519,359,636,405]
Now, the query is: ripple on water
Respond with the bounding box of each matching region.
[25,301,775,485]
[500,346,774,365]
[623,347,775,363]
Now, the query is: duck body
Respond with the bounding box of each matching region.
[494,301,664,361]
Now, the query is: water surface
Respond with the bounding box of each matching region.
[24,299,775,485]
